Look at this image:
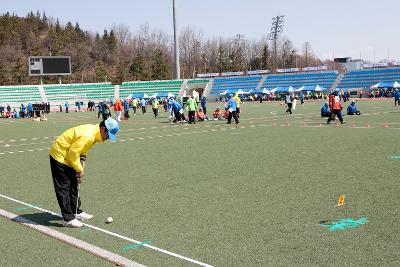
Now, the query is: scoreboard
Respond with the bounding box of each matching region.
[28,56,71,76]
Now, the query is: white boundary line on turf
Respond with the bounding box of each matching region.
[0,193,214,267]
[0,208,144,267]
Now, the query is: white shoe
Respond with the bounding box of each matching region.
[76,212,93,221]
[64,219,84,228]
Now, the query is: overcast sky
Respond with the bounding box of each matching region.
[2,0,399,62]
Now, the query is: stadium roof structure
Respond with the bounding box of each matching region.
[272,86,294,93]
[370,81,400,89]
[296,85,325,92]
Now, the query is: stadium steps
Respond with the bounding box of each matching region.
[203,79,213,97]
[114,85,120,99]
[330,74,344,91]
[255,76,268,90]
[180,79,189,96]
[38,85,47,102]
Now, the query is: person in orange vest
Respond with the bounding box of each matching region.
[327,91,345,124]
[114,99,123,121]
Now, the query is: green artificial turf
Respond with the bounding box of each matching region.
[0,99,400,266]
[0,215,110,266]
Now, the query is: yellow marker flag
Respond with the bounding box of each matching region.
[336,195,345,207]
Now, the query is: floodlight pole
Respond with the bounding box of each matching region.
[268,15,285,73]
[173,0,181,80]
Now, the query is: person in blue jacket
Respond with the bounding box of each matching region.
[65,101,69,113]
[123,99,130,119]
[347,100,361,115]
[321,102,331,117]
[171,99,183,123]
[394,89,400,106]
[140,98,147,114]
[21,103,26,118]
[299,92,305,104]
[27,102,33,118]
[226,94,239,124]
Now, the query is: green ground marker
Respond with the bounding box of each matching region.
[122,241,152,251]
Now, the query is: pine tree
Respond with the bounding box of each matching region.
[151,49,170,80]
[129,52,149,81]
[261,43,271,70]
[95,61,108,82]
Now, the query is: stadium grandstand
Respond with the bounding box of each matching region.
[260,71,338,91]
[42,83,114,102]
[209,76,262,96]
[119,80,184,99]
[3,67,400,108]
[0,85,42,103]
[338,67,400,89]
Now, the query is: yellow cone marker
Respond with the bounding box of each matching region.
[336,195,345,207]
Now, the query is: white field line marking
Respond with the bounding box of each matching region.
[0,193,214,267]
[0,209,144,267]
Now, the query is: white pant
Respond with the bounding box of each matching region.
[116,111,121,121]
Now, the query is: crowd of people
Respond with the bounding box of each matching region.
[2,87,399,124]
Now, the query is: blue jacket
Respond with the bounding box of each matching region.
[21,104,26,112]
[226,98,237,111]
[123,100,129,111]
[347,103,358,113]
[321,103,330,114]
[140,99,146,106]
[167,98,173,109]
[299,92,305,100]
[27,103,33,112]
[171,100,182,112]
[201,96,207,107]
[395,91,400,100]
[65,101,69,108]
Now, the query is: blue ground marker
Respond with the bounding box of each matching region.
[388,156,400,159]
[122,241,152,251]
[320,217,368,231]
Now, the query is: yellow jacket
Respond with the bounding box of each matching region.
[234,93,241,108]
[50,124,103,172]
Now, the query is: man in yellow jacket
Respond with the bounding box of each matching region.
[49,118,119,227]
[233,92,242,118]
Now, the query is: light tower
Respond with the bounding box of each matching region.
[268,15,285,72]
[172,0,180,80]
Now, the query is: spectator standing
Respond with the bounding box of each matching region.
[200,95,208,119]
[233,92,242,118]
[394,89,400,106]
[140,98,147,114]
[151,98,159,118]
[131,98,138,115]
[114,99,122,121]
[327,91,345,124]
[285,93,294,115]
[65,101,69,113]
[226,94,239,124]
[21,103,26,118]
[28,102,33,117]
[299,92,305,104]
[123,99,130,120]
[187,96,198,124]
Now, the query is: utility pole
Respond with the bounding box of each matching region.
[172,0,180,80]
[268,15,285,73]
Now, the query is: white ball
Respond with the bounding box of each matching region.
[106,217,113,223]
